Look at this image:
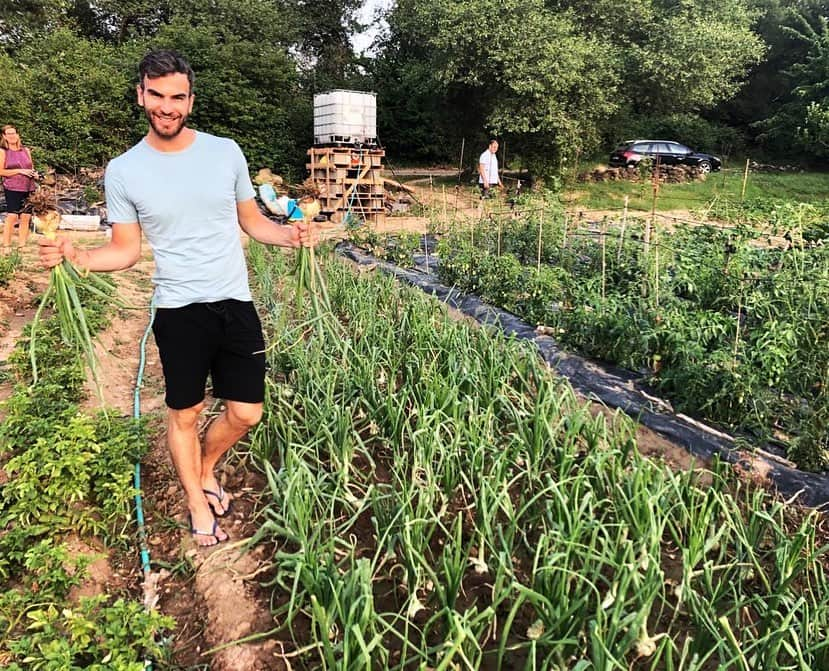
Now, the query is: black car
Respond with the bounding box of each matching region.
[609,140,721,173]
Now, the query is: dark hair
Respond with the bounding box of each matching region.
[138,50,195,93]
[489,138,498,145]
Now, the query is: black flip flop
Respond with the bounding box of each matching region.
[188,514,226,546]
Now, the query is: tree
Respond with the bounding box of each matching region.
[0,28,138,170]
[0,0,69,46]
[149,19,306,175]
[374,0,620,173]
[780,14,829,157]
[556,0,765,114]
[278,0,365,91]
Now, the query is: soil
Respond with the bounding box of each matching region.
[0,187,807,669]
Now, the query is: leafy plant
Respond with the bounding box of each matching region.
[4,596,173,671]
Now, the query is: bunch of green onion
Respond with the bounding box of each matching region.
[293,198,337,336]
[30,211,125,399]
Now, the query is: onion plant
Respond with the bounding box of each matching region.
[244,249,829,670]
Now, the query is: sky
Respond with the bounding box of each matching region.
[350,0,393,55]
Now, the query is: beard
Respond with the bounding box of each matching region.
[145,108,189,139]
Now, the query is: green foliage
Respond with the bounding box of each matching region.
[0,248,22,286]
[279,0,365,90]
[248,255,829,668]
[0,29,139,171]
[21,539,94,601]
[381,0,621,173]
[0,0,318,177]
[350,230,423,267]
[756,10,829,159]
[374,0,765,172]
[0,0,70,46]
[4,596,173,670]
[0,269,163,667]
[572,166,829,212]
[148,19,304,175]
[437,202,829,469]
[706,197,829,241]
[0,410,145,545]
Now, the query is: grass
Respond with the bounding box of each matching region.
[564,164,829,213]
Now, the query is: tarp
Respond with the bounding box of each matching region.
[340,242,829,508]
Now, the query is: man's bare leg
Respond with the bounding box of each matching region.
[200,400,263,514]
[167,402,227,546]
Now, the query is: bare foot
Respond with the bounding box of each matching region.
[202,479,233,517]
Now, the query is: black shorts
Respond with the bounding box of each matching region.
[152,299,266,410]
[3,189,31,214]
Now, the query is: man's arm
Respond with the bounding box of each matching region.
[39,222,142,272]
[478,161,488,186]
[236,198,308,248]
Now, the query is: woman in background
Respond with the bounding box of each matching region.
[1,125,37,251]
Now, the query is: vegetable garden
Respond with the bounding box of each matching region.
[360,191,829,472]
[0,190,828,667]
[244,240,829,668]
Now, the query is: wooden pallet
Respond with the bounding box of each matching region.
[307,147,386,226]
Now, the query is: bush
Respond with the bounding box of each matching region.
[0,29,140,172]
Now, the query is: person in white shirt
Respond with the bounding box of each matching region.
[478,139,502,197]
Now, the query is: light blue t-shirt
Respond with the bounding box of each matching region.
[105,131,257,308]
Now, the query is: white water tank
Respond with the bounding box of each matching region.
[313,90,377,146]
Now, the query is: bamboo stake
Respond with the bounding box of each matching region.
[617,195,629,262]
[442,185,448,226]
[643,162,659,298]
[601,216,607,301]
[740,158,750,203]
[642,217,652,299]
[537,202,545,272]
[562,214,568,249]
[654,220,660,308]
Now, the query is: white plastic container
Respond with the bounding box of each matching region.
[59,214,101,231]
[314,90,377,146]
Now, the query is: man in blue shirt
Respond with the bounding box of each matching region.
[39,50,313,547]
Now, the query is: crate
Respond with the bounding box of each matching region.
[307,146,386,226]
[314,90,377,146]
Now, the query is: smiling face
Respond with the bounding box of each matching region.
[137,72,194,142]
